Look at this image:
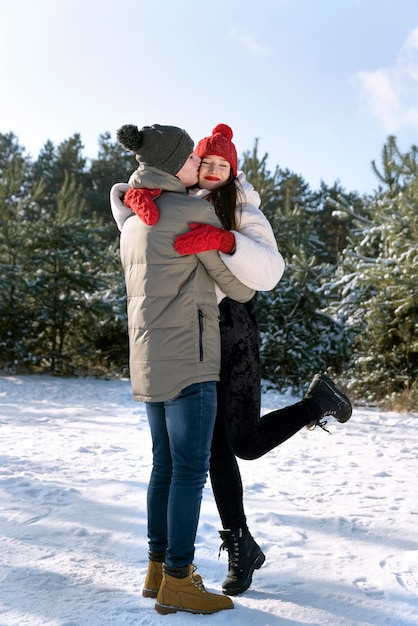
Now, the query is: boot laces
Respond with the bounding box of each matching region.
[190,565,205,591]
[219,537,240,568]
[325,398,346,416]
[316,419,331,434]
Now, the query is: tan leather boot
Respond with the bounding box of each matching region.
[155,564,234,614]
[142,560,163,598]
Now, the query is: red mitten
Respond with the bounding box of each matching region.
[174,222,235,255]
[124,188,161,225]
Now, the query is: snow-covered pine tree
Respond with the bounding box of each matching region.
[331,136,418,406]
[0,133,46,370]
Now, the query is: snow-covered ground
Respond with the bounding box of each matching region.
[0,375,417,626]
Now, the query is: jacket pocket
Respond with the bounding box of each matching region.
[198,309,204,361]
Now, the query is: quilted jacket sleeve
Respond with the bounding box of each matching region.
[197,251,255,304]
[110,182,132,231]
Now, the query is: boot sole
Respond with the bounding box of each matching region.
[222,551,266,596]
[142,588,158,598]
[155,602,234,615]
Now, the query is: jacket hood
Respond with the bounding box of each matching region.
[128,165,186,193]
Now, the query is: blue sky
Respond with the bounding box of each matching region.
[1,0,418,195]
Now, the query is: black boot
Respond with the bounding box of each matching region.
[304,372,352,430]
[219,529,265,595]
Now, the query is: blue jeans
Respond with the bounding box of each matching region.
[145,381,217,568]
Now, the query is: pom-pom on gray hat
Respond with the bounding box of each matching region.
[116,123,194,176]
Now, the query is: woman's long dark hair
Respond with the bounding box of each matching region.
[205,173,244,231]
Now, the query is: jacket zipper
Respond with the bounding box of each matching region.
[198,309,204,361]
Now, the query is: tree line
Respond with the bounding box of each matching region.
[0,131,416,409]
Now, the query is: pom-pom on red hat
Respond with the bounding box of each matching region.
[195,124,238,176]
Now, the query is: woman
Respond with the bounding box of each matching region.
[179,125,352,595]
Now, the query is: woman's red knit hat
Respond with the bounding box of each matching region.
[195,124,238,176]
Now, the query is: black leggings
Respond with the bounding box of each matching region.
[209,297,319,532]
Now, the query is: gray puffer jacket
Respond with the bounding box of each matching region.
[119,166,254,402]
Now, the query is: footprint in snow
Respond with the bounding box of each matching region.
[353,577,385,599]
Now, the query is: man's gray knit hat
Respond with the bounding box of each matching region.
[116,123,194,176]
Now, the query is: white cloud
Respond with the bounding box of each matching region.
[230,29,271,57]
[352,27,418,131]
